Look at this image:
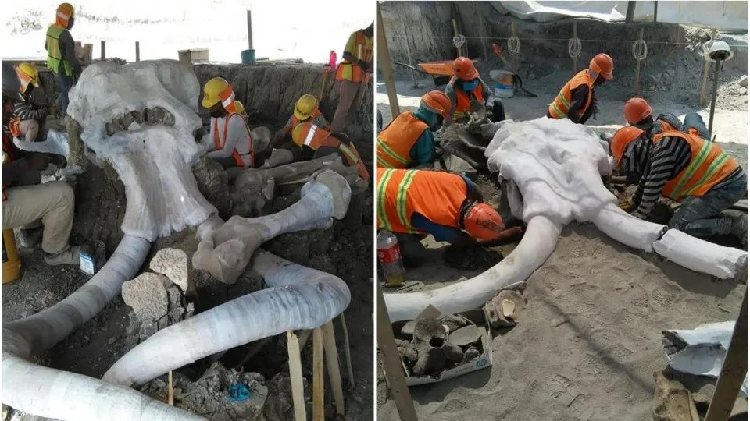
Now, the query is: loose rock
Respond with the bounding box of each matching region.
[150,248,189,292]
[121,272,170,321]
[448,325,482,347]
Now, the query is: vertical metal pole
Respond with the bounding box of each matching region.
[653,1,658,23]
[247,10,253,50]
[135,41,140,62]
[376,2,401,121]
[402,21,418,88]
[626,1,636,23]
[708,59,722,139]
[452,19,461,58]
[705,290,748,421]
[100,41,105,60]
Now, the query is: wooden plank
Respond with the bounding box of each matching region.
[286,331,306,421]
[705,290,748,421]
[340,313,355,386]
[700,54,711,106]
[376,284,418,421]
[376,2,401,120]
[168,370,173,405]
[322,322,345,416]
[298,329,312,349]
[312,328,325,421]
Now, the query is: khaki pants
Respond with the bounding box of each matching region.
[19,119,39,142]
[330,79,362,134]
[2,181,74,254]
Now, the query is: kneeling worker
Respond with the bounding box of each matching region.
[290,122,370,181]
[272,94,330,148]
[3,62,79,265]
[376,90,450,169]
[547,53,613,124]
[201,77,256,168]
[11,63,49,142]
[444,57,505,126]
[611,125,747,245]
[376,167,522,267]
[624,97,709,140]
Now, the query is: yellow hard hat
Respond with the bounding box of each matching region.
[202,77,231,109]
[294,94,318,121]
[16,63,39,94]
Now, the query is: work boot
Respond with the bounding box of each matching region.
[14,228,42,249]
[44,246,80,266]
[396,234,428,268]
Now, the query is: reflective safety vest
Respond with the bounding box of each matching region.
[449,76,485,114]
[213,114,255,168]
[376,112,429,169]
[335,30,373,83]
[548,70,594,120]
[653,130,739,201]
[376,168,467,234]
[8,116,21,139]
[292,122,370,182]
[46,25,73,76]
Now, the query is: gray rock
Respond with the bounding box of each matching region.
[442,342,464,364]
[401,321,416,337]
[439,314,469,333]
[122,272,169,321]
[448,325,482,347]
[150,248,189,292]
[461,346,481,364]
[413,317,447,344]
[740,76,748,88]
[413,347,445,376]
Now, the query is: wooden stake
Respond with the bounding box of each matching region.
[653,1,659,23]
[168,371,174,405]
[376,284,418,421]
[312,328,325,421]
[340,314,355,386]
[635,27,644,96]
[376,2,401,121]
[626,1,636,23]
[700,55,711,105]
[101,41,105,60]
[298,329,313,349]
[705,290,748,420]
[322,322,345,416]
[135,41,140,62]
[572,22,578,74]
[286,331,306,421]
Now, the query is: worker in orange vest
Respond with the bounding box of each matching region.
[330,23,373,135]
[624,97,710,141]
[611,126,747,245]
[444,57,504,126]
[201,77,256,169]
[376,90,451,169]
[547,53,613,124]
[272,94,330,150]
[3,62,79,265]
[376,168,523,267]
[290,122,370,181]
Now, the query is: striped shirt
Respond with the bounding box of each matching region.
[14,97,46,122]
[626,135,743,218]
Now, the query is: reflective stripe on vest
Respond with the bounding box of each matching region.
[654,131,739,201]
[335,30,373,83]
[450,77,485,113]
[377,168,419,233]
[376,112,429,169]
[213,114,254,168]
[291,109,322,129]
[46,25,73,76]
[548,70,593,120]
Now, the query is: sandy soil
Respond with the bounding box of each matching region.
[377,64,748,419]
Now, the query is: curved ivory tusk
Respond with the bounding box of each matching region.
[653,228,748,279]
[103,250,351,386]
[384,216,561,322]
[593,203,666,253]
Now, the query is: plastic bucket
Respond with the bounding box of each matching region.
[490,69,514,98]
[3,229,21,284]
[241,49,256,65]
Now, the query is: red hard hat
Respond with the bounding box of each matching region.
[463,202,506,241]
[624,97,653,124]
[420,90,451,119]
[610,126,645,167]
[453,57,479,81]
[590,53,613,80]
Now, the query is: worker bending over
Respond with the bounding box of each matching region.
[376,91,450,169]
[201,77,256,169]
[624,97,710,140]
[330,23,373,134]
[45,2,81,116]
[377,168,522,267]
[10,63,49,142]
[2,63,79,265]
[547,53,613,124]
[611,126,747,244]
[444,57,505,126]
[272,94,330,148]
[290,122,369,181]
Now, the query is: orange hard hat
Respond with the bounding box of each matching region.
[610,126,645,167]
[624,97,653,124]
[453,57,479,81]
[590,53,613,80]
[463,202,506,241]
[57,2,74,17]
[420,90,451,119]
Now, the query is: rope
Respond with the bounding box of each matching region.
[568,36,581,58]
[507,36,520,55]
[632,39,648,61]
[453,34,467,49]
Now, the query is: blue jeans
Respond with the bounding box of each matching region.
[54,73,75,116]
[683,112,710,140]
[669,171,747,237]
